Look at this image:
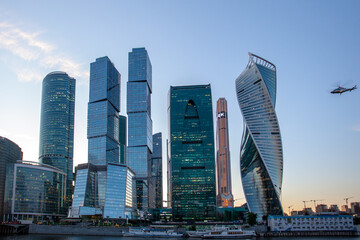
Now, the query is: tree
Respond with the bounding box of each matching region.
[247,212,257,226]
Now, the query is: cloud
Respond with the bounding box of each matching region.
[0,21,88,82]
[350,124,360,132]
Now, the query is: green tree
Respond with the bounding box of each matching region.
[247,212,257,226]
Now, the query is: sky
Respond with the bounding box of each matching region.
[0,0,359,213]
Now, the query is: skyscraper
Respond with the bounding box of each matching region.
[119,115,127,164]
[151,132,163,209]
[0,137,23,218]
[88,57,121,166]
[168,84,216,220]
[127,48,153,211]
[71,56,136,219]
[235,53,284,219]
[215,98,233,207]
[39,71,75,208]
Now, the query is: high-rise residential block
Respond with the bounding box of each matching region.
[168,84,216,220]
[215,98,233,207]
[235,53,284,219]
[88,57,121,166]
[151,132,163,209]
[0,137,23,218]
[127,48,153,211]
[39,71,75,208]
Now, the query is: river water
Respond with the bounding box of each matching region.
[0,235,360,240]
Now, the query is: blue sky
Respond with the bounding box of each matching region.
[0,0,359,212]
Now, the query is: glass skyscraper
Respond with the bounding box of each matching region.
[39,71,75,209]
[88,57,121,166]
[168,84,216,220]
[71,56,136,219]
[235,53,284,219]
[127,48,153,210]
[119,115,127,164]
[0,137,23,218]
[4,161,66,221]
[151,132,163,209]
[216,98,233,207]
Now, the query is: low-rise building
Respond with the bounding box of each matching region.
[268,215,354,232]
[70,163,136,219]
[3,160,66,222]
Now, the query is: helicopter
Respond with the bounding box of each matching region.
[330,85,357,94]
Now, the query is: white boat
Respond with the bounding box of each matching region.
[124,227,183,238]
[201,225,256,239]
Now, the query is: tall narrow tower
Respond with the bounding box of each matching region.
[216,98,233,207]
[127,48,153,210]
[235,53,284,219]
[39,71,75,209]
[88,56,121,166]
[168,84,216,220]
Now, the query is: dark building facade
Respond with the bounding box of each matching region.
[235,53,284,220]
[216,98,233,207]
[151,132,162,209]
[119,115,127,164]
[168,84,216,220]
[38,71,75,209]
[127,48,153,211]
[0,137,23,218]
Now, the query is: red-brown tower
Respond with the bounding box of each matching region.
[216,98,233,207]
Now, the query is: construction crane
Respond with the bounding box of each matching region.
[288,205,293,216]
[344,197,354,206]
[302,200,311,209]
[311,199,325,211]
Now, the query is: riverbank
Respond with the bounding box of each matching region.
[29,224,124,236]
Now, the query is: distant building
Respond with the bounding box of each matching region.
[70,163,135,219]
[127,48,153,211]
[151,133,163,209]
[235,53,284,219]
[215,98,233,207]
[316,204,328,213]
[341,205,350,213]
[168,84,216,220]
[268,215,354,232]
[0,137,23,218]
[39,71,75,208]
[4,161,66,221]
[351,202,360,214]
[329,204,339,213]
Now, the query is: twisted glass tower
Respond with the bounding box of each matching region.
[235,53,283,219]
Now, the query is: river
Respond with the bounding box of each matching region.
[0,235,360,240]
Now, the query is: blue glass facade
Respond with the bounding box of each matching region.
[0,137,23,218]
[71,163,135,219]
[168,85,216,220]
[88,56,121,165]
[39,71,75,209]
[4,161,66,220]
[127,48,153,210]
[235,53,284,219]
[151,133,163,209]
[119,115,127,164]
